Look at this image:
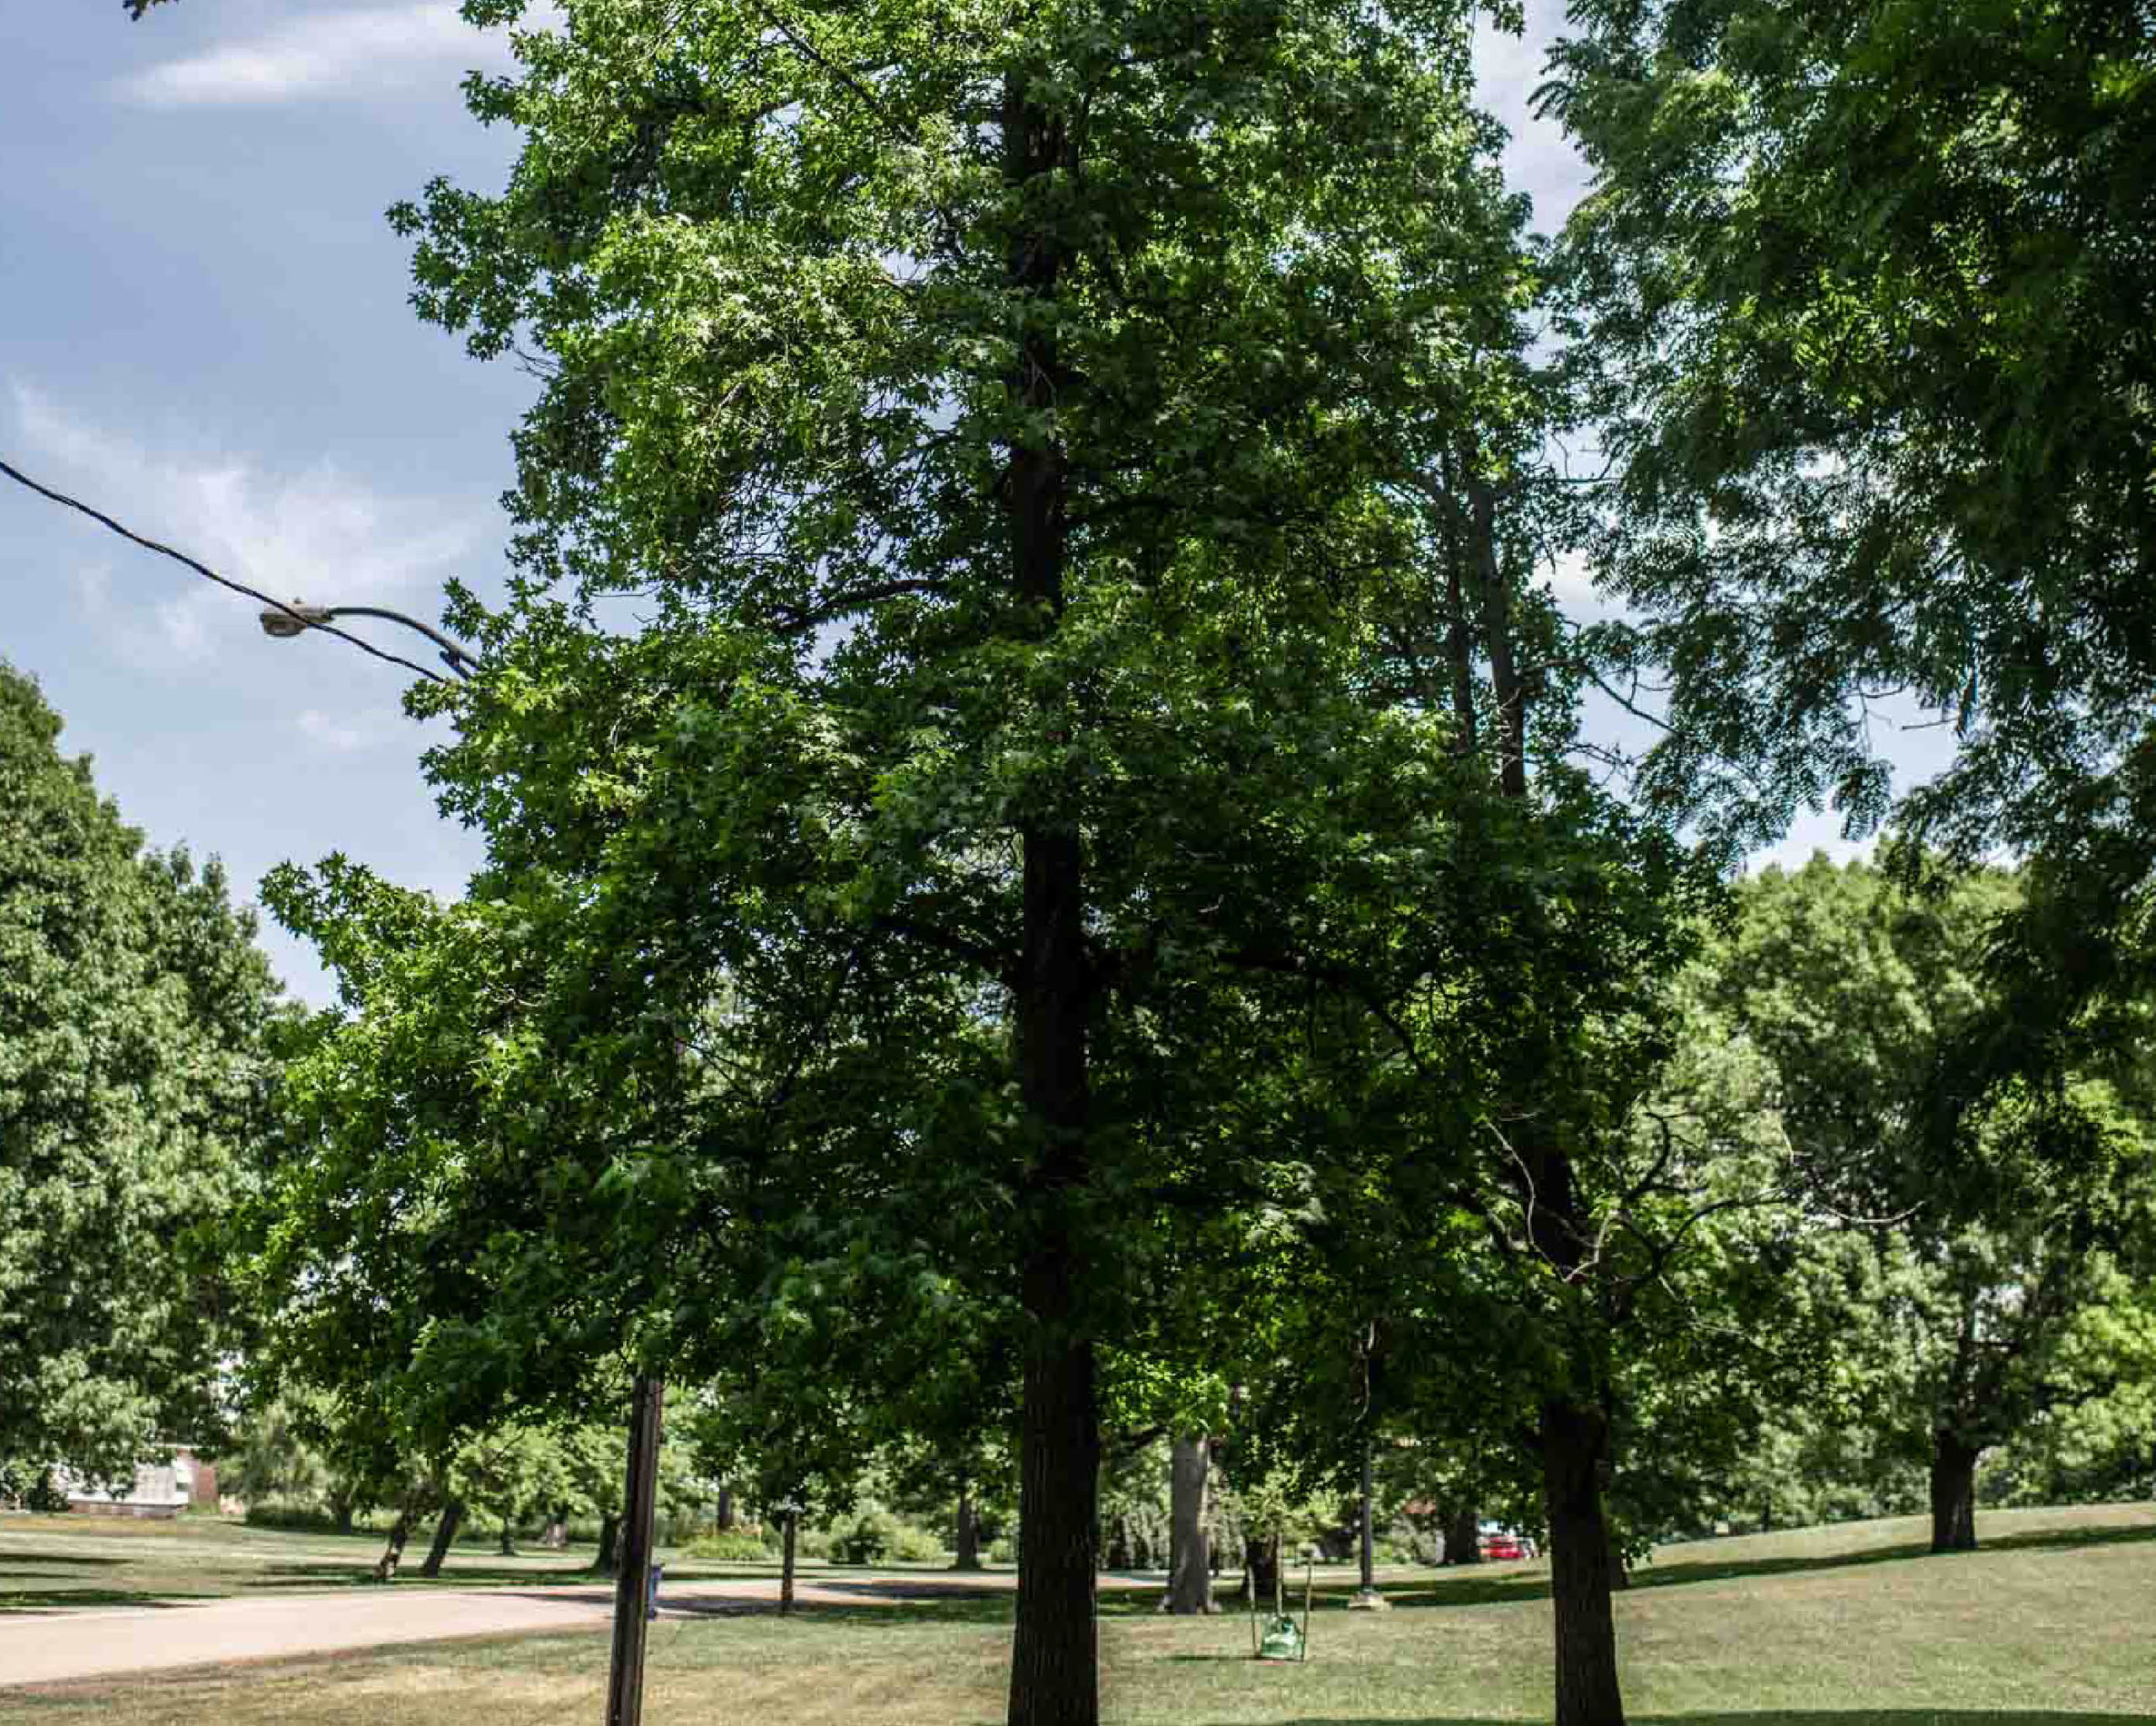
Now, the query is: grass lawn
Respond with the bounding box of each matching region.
[0,1513,833,1610]
[5,1501,2154,1723]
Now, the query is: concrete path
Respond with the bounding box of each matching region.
[0,1568,1146,1689]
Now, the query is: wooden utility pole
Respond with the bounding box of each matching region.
[606,1376,664,1726]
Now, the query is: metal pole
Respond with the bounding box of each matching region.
[1359,1442,1375,1592]
[606,1375,664,1726]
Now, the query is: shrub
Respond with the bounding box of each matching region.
[828,1504,895,1564]
[244,1500,351,1533]
[886,1521,946,1564]
[682,1530,775,1562]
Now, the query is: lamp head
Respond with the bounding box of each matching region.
[259,601,333,639]
[259,604,334,639]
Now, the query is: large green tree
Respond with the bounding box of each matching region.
[1549,0,2156,869]
[323,3,1529,1722]
[1698,857,2156,1552]
[0,661,281,1480]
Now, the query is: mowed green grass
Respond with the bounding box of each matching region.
[6,1501,2155,1723]
[0,1513,823,1610]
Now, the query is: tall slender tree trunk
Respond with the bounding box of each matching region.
[591,1510,621,1577]
[1468,473,1528,798]
[1542,1401,1625,1726]
[780,1511,798,1616]
[1447,1503,1482,1565]
[1160,1435,1214,1612]
[1001,66,1098,1726]
[955,1490,983,1571]
[419,1499,466,1579]
[372,1512,414,1583]
[716,1486,734,1532]
[1929,1433,1981,1553]
[499,1520,517,1558]
[1244,1531,1282,1609]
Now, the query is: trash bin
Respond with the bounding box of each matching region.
[646,1563,664,1620]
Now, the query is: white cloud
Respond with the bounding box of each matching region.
[1474,0,1593,234]
[297,707,396,752]
[111,3,515,110]
[12,382,479,669]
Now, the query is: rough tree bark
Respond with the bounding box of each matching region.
[1001,65,1101,1726]
[1929,1432,1982,1553]
[955,1490,983,1571]
[372,1512,414,1583]
[1159,1435,1214,1613]
[1543,1401,1626,1726]
[1446,1503,1482,1565]
[419,1499,465,1579]
[590,1510,620,1577]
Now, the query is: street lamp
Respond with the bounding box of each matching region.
[256,596,660,1726]
[258,600,483,679]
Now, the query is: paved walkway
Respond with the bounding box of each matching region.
[0,1569,1135,1689]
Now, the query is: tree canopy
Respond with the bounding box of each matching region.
[0,661,281,1480]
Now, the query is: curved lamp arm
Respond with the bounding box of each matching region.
[260,601,480,679]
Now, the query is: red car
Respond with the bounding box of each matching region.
[1477,1523,1537,1561]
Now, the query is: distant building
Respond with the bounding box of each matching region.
[54,1450,214,1519]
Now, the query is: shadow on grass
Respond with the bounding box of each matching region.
[1,1590,221,1611]
[1196,1717,2156,1726]
[1623,1516,2156,1595]
[0,1555,129,1568]
[248,1563,610,1590]
[1368,1517,2156,1609]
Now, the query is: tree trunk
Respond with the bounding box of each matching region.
[780,1511,798,1616]
[1008,1269,1099,1726]
[1244,1531,1282,1610]
[372,1512,413,1583]
[1001,65,1098,1726]
[1446,1503,1482,1565]
[955,1490,982,1571]
[591,1510,620,1577]
[1929,1433,1981,1553]
[1469,471,1528,799]
[330,1493,355,1536]
[1542,1400,1626,1726]
[499,1521,516,1558]
[419,1499,465,1579]
[716,1485,734,1531]
[1160,1435,1214,1612]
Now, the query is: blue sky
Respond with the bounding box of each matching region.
[0,1,1904,1005]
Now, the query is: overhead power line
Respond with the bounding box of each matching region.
[1,454,452,686]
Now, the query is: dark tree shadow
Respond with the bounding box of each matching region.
[1366,1518,2156,1608]
[0,1590,221,1611]
[0,1554,129,1568]
[1203,1716,2154,1726]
